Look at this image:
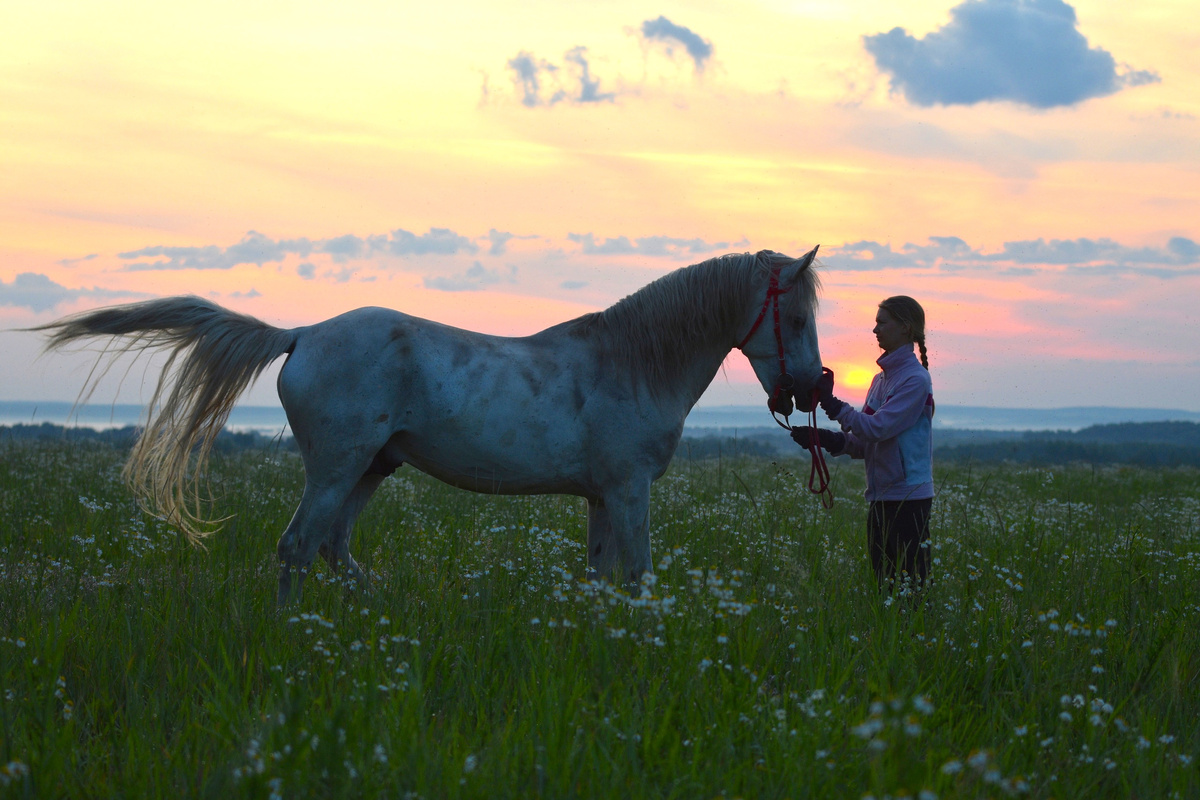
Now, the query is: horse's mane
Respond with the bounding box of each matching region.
[562,250,819,393]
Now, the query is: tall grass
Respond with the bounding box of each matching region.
[1,440,1197,798]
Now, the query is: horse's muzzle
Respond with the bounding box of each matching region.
[794,390,814,414]
[768,373,797,417]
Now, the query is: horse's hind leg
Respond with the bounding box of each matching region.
[276,478,359,607]
[317,473,385,595]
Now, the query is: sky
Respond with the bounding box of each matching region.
[1,0,1197,412]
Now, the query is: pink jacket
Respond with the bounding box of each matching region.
[831,347,934,501]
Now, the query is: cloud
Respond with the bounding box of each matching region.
[832,240,930,270]
[640,16,713,73]
[320,234,368,261]
[327,267,359,283]
[484,229,542,256]
[1169,237,1200,260]
[569,233,636,255]
[863,0,1160,108]
[564,47,614,104]
[568,232,734,256]
[508,51,559,108]
[635,235,736,256]
[57,253,99,267]
[989,237,1129,264]
[496,17,713,109]
[486,229,515,256]
[0,272,147,313]
[118,227,479,271]
[507,47,615,107]
[121,230,314,270]
[423,262,518,292]
[826,236,1200,276]
[385,227,479,257]
[987,237,1200,266]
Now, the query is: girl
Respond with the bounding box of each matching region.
[793,296,935,592]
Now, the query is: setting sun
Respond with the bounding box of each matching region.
[838,365,878,392]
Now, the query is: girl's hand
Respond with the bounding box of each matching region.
[816,369,835,401]
[790,426,845,453]
[820,395,846,418]
[816,369,846,417]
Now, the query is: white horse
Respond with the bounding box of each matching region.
[37,247,823,605]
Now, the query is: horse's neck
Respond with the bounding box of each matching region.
[573,256,758,415]
[661,336,735,417]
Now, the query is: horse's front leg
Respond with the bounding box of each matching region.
[590,476,652,590]
[586,497,619,582]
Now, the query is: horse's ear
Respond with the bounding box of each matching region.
[779,245,819,287]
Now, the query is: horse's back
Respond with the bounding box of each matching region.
[277,306,617,493]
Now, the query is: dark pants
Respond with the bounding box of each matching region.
[867,498,932,592]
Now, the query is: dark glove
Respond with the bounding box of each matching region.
[816,369,835,403]
[820,395,847,419]
[816,368,846,418]
[790,425,845,453]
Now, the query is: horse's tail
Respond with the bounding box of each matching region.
[34,296,298,543]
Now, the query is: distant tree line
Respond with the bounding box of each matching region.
[4,420,1199,468]
[0,423,295,453]
[673,421,1200,467]
[933,421,1200,468]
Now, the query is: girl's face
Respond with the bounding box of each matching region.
[873,307,911,354]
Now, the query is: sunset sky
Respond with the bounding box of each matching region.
[2,0,1197,412]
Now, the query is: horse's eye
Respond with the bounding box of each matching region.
[791,316,807,332]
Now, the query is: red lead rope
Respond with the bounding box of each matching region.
[805,384,834,509]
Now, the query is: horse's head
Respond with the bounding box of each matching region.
[735,246,823,419]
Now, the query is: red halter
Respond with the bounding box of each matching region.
[736,264,834,509]
[736,264,794,426]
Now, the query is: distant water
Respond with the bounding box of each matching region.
[0,401,289,435]
[3,401,1198,435]
[683,404,1200,433]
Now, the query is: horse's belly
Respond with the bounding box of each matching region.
[403,449,586,496]
[376,415,589,496]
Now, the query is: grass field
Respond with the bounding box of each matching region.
[1,440,1197,798]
